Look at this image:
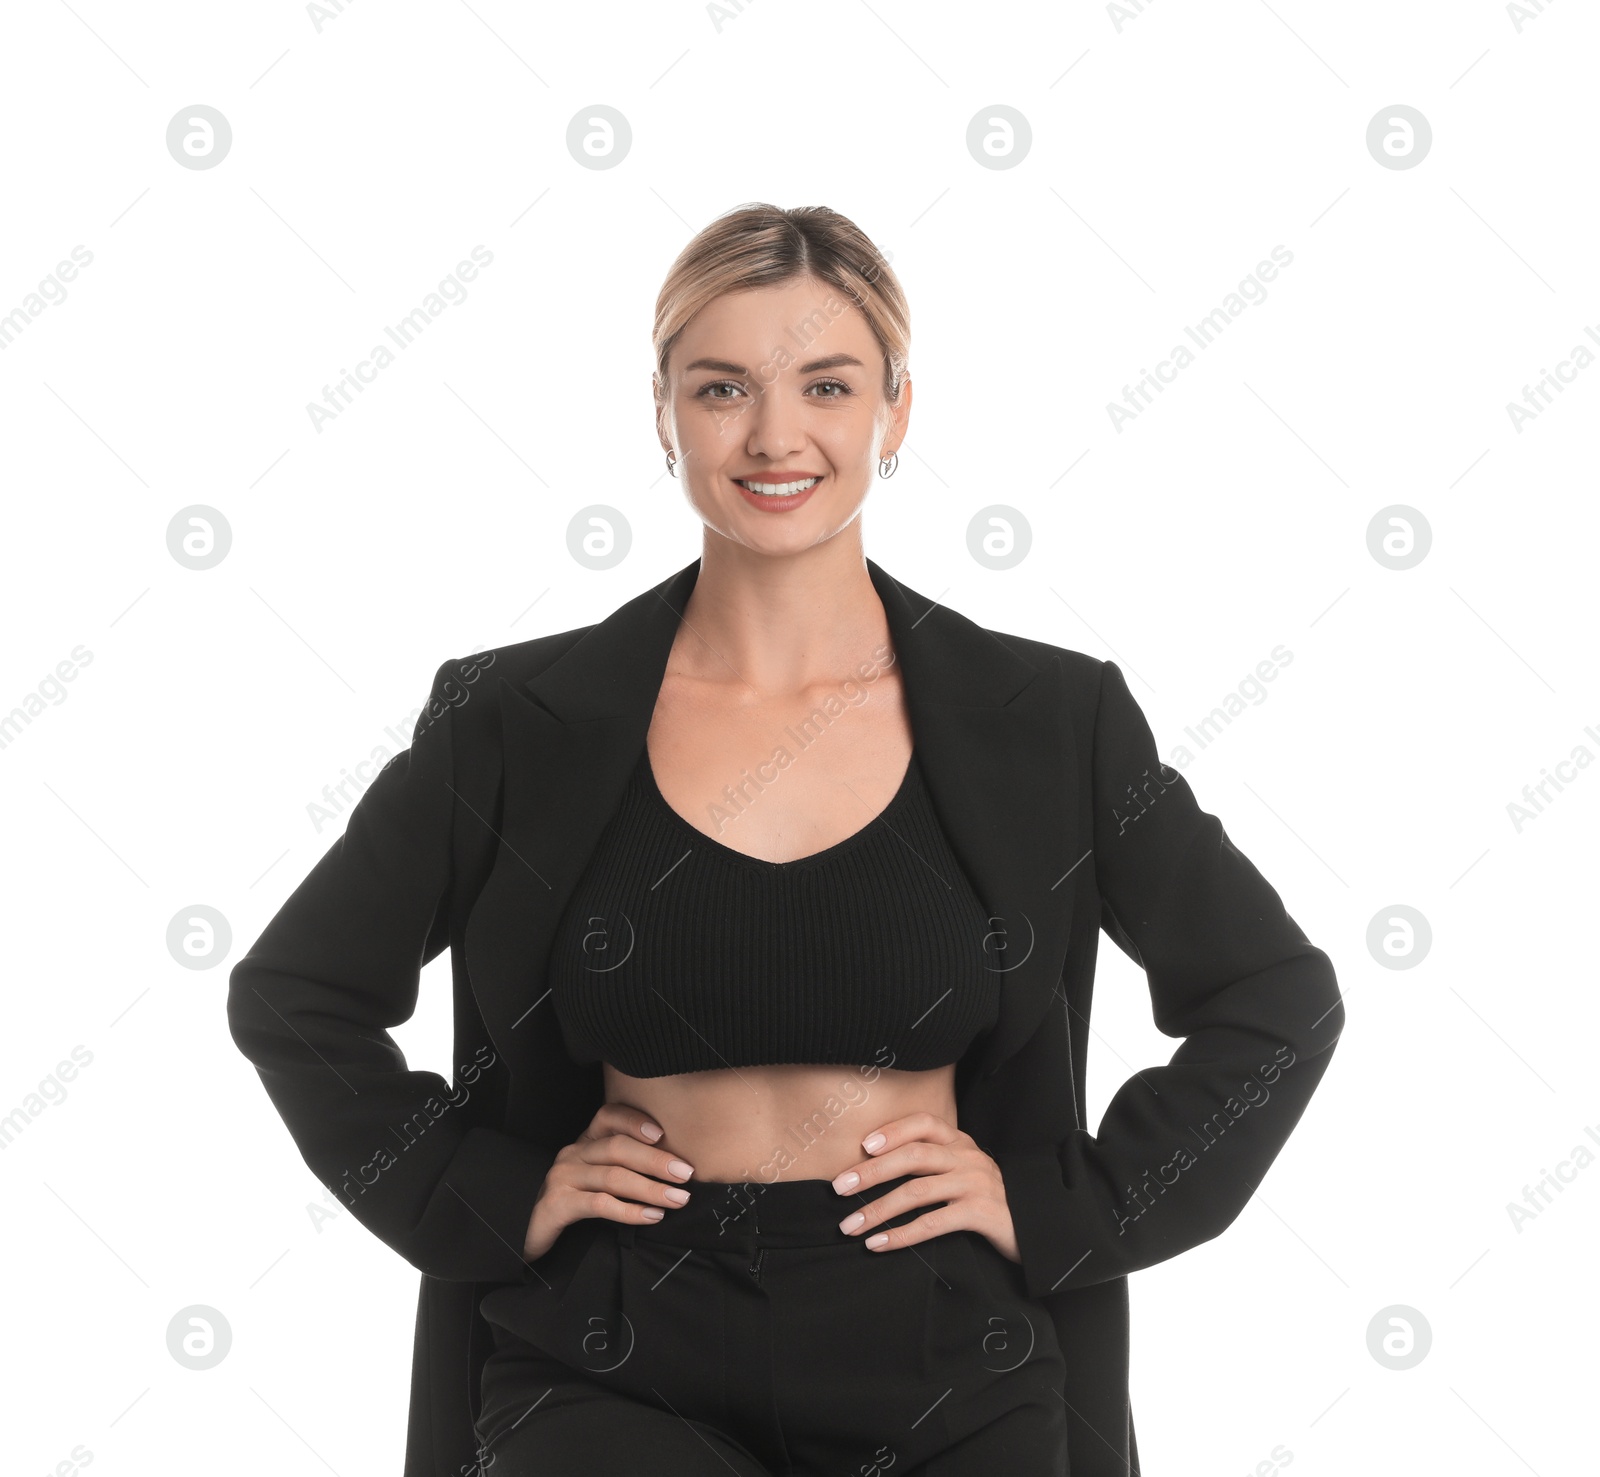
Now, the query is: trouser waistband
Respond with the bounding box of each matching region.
[617,1172,938,1253]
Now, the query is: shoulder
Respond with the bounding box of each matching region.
[439,624,595,690]
[962,615,1109,702]
[416,624,595,753]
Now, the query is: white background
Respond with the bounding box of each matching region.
[3,2,1596,1473]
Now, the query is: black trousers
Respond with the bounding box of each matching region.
[474,1172,1069,1475]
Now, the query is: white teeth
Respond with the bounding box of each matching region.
[739,477,819,496]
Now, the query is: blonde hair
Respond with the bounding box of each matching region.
[652,202,909,411]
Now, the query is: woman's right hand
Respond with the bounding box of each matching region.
[522,1103,695,1262]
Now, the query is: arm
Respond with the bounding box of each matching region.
[998,658,1345,1300]
[226,657,555,1283]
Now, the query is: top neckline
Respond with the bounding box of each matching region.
[638,743,919,872]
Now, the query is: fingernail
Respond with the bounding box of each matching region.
[668,1159,695,1179]
[839,1211,865,1233]
[865,1233,888,1249]
[642,1208,665,1221]
[862,1133,886,1153]
[641,1122,664,1142]
[664,1187,691,1205]
[832,1171,860,1194]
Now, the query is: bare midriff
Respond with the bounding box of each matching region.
[603,1059,958,1184]
[614,623,958,1185]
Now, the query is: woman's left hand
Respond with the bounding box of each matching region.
[831,1111,1020,1263]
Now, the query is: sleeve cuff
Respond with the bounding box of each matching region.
[410,1126,559,1284]
[996,1140,1102,1300]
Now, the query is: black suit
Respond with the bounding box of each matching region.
[227,554,1344,1476]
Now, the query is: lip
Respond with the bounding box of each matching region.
[734,474,822,512]
[733,474,826,484]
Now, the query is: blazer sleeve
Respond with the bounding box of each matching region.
[998,658,1345,1300]
[226,657,556,1283]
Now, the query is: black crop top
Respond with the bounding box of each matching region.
[546,745,1003,1078]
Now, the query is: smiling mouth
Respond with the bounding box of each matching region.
[736,476,822,496]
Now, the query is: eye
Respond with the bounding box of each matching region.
[695,377,853,401]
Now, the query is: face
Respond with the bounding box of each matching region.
[655,274,911,554]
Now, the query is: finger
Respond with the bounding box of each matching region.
[858,1208,961,1253]
[587,1101,666,1144]
[583,1131,696,1191]
[836,1172,962,1242]
[577,1189,671,1225]
[834,1138,948,1196]
[568,1159,695,1219]
[859,1111,959,1158]
[839,1184,963,1250]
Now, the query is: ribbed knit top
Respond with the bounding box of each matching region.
[546,744,1002,1079]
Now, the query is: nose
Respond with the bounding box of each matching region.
[742,383,806,463]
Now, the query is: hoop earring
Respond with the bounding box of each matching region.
[878,452,898,479]
[665,449,678,478]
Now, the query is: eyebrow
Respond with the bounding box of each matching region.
[681,353,865,376]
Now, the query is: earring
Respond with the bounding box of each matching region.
[665,449,678,478]
[878,451,898,478]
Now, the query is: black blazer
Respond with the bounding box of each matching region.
[227,554,1344,1477]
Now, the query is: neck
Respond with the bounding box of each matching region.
[671,533,891,695]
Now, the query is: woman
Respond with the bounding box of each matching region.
[228,204,1344,1477]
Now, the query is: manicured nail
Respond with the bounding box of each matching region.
[865,1233,888,1249]
[642,1208,665,1221]
[668,1159,694,1179]
[839,1211,865,1233]
[862,1133,886,1153]
[641,1122,664,1142]
[832,1171,860,1194]
[664,1187,691,1205]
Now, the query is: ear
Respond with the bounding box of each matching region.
[653,378,672,453]
[881,375,913,457]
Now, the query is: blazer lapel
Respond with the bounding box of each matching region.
[464,555,1080,1092]
[869,562,1081,1085]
